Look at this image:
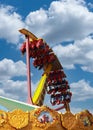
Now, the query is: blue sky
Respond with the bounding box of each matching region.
[0,0,93,113]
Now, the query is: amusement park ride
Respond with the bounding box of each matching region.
[0,28,72,112]
[0,29,93,130]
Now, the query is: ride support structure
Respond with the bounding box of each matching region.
[25,35,33,104]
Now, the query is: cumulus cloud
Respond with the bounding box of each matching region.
[0,5,25,44]
[0,58,39,101]
[0,58,26,101]
[53,36,93,72]
[71,79,93,101]
[0,80,27,101]
[0,58,27,80]
[25,0,93,44]
[0,0,93,46]
[0,79,37,102]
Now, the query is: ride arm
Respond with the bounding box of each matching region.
[32,64,52,106]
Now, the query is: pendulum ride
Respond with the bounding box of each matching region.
[19,28,72,112]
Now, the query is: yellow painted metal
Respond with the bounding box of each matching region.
[32,64,52,105]
[19,28,38,40]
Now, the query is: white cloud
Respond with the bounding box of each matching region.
[0,80,27,101]
[0,79,38,102]
[0,58,39,101]
[25,8,48,38]
[0,58,27,80]
[53,36,93,72]
[0,0,93,46]
[71,79,93,101]
[0,5,25,44]
[25,0,93,44]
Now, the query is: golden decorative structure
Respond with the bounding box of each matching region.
[0,106,93,130]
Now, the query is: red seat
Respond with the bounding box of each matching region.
[20,42,26,54]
